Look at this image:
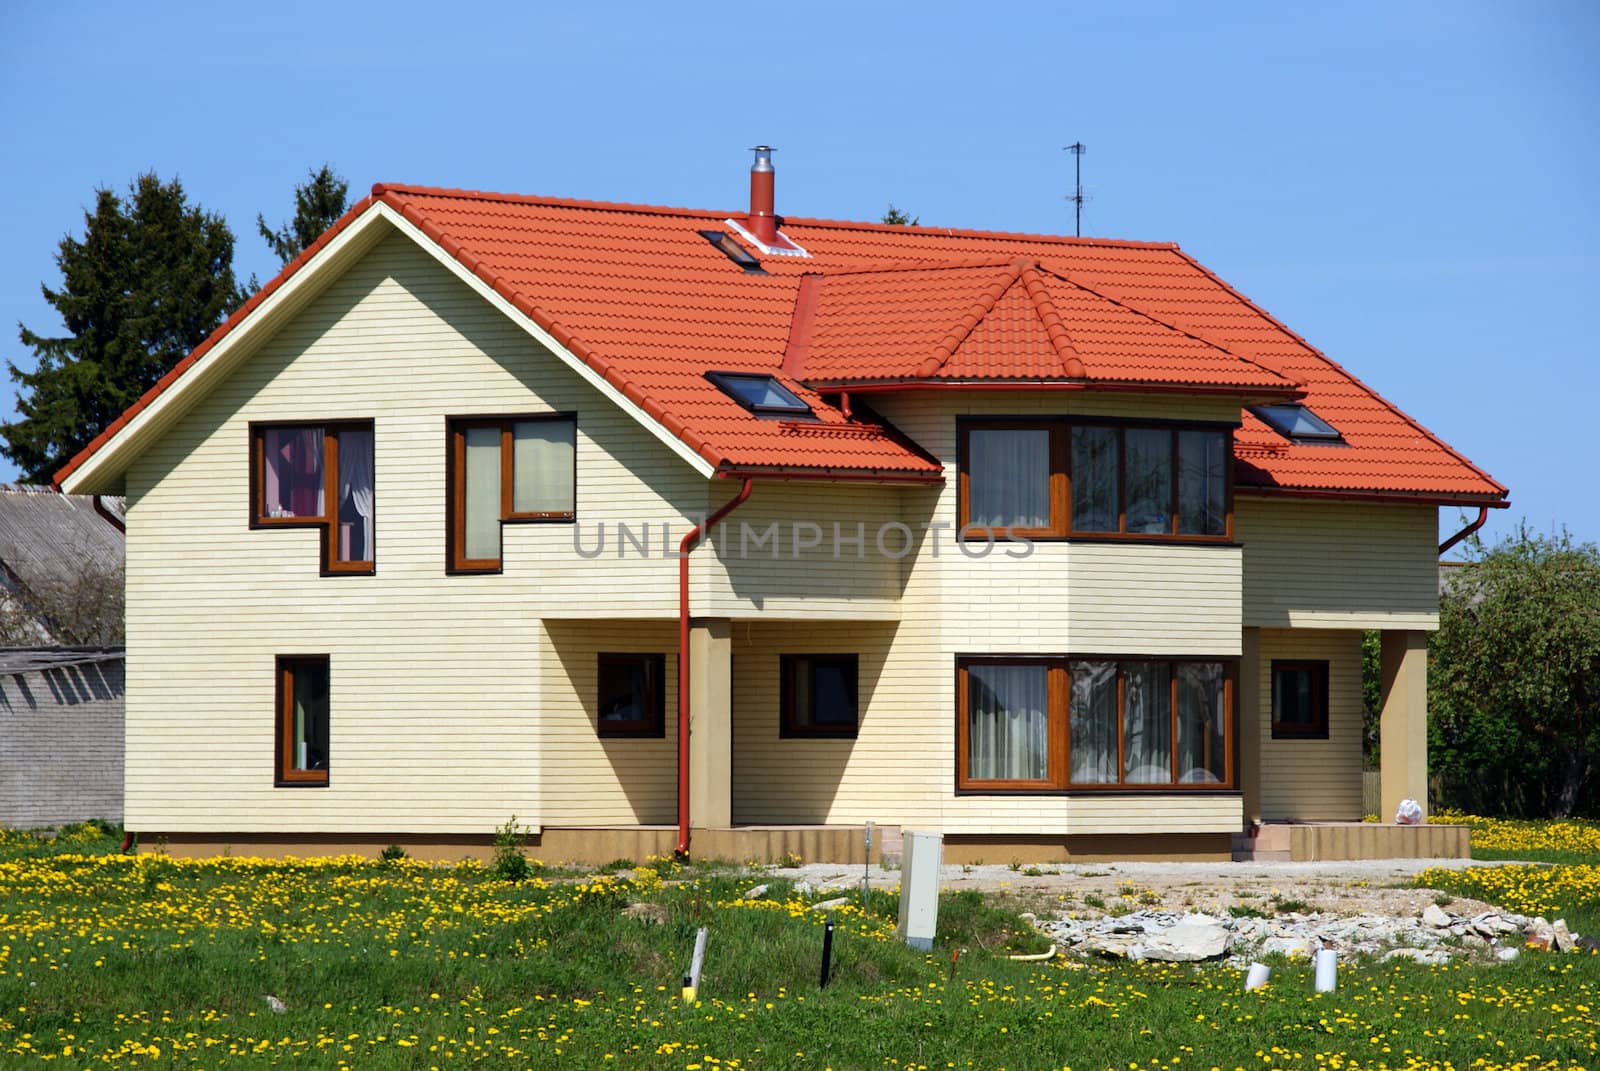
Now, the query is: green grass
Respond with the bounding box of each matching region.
[0,826,1595,1069]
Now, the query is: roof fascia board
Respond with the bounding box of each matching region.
[60,208,397,494]
[1236,486,1511,509]
[374,204,717,480]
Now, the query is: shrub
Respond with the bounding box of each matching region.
[491,816,532,882]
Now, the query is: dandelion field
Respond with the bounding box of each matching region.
[0,826,1595,1070]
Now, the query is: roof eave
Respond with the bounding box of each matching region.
[1236,485,1511,509]
[715,465,945,485]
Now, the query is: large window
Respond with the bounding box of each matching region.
[1271,660,1329,739]
[276,656,329,786]
[447,415,576,572]
[958,420,1231,540]
[597,653,666,737]
[958,656,1233,791]
[251,422,375,573]
[781,654,859,737]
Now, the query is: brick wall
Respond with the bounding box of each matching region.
[0,658,124,827]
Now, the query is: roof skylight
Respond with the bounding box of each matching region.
[698,230,766,274]
[706,372,812,416]
[1250,403,1343,443]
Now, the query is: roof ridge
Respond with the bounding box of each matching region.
[913,261,1029,378]
[372,184,1180,251]
[1163,247,1508,496]
[1038,264,1299,390]
[1016,265,1087,378]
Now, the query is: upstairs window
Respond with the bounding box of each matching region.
[251,422,375,574]
[1250,404,1343,444]
[959,420,1231,541]
[706,372,812,417]
[781,654,859,737]
[447,415,577,573]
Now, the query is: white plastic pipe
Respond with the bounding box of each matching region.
[1314,948,1337,992]
[1245,962,1271,991]
[1006,944,1057,962]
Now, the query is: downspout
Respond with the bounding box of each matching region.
[1438,506,1489,556]
[677,478,754,858]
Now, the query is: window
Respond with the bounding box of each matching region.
[706,372,812,416]
[958,420,1231,540]
[447,415,576,572]
[1249,404,1343,444]
[597,653,665,737]
[781,654,859,737]
[251,422,375,573]
[957,657,1233,791]
[1271,660,1329,739]
[276,656,329,786]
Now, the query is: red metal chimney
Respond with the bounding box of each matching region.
[748,145,777,246]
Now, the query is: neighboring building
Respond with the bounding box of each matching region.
[54,151,1506,862]
[0,485,124,646]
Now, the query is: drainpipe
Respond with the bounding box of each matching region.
[1438,506,1489,556]
[677,478,754,858]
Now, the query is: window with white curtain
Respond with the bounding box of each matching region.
[960,419,1233,541]
[958,656,1233,791]
[449,415,576,572]
[252,421,375,575]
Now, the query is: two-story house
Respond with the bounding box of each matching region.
[55,150,1506,863]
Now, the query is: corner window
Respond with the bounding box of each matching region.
[1271,660,1329,739]
[448,415,576,572]
[958,656,1233,791]
[597,653,665,737]
[959,420,1231,540]
[781,654,859,737]
[276,656,329,786]
[251,422,375,573]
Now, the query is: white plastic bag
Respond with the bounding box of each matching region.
[1394,798,1422,825]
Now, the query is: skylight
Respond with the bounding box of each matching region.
[706,372,812,416]
[698,230,766,274]
[1250,404,1343,443]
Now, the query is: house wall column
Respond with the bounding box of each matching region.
[689,618,733,828]
[1379,629,1429,821]
[1238,627,1262,825]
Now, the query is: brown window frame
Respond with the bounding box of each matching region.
[446,414,577,574]
[1270,660,1330,739]
[956,655,1236,793]
[276,655,330,787]
[956,418,1234,543]
[780,654,860,738]
[249,421,376,575]
[596,652,666,738]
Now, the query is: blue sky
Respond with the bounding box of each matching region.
[1,1,1594,550]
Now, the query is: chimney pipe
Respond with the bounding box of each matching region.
[748,145,777,246]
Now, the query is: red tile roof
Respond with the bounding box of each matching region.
[56,183,1507,503]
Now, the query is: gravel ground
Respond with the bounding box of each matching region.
[770,857,1503,920]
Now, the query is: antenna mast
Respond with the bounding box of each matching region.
[1066,142,1086,237]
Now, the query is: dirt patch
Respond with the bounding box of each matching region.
[777,858,1506,921]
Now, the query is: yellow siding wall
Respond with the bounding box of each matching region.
[1237,498,1439,629]
[122,230,720,835]
[1255,629,1365,820]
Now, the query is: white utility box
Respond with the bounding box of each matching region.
[896,830,943,950]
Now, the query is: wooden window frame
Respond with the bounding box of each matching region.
[446,413,577,574]
[956,417,1234,543]
[780,653,860,738]
[1270,660,1330,740]
[275,655,330,787]
[249,421,376,576]
[596,652,666,738]
[956,655,1236,793]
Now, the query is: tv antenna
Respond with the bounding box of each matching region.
[1065,142,1086,236]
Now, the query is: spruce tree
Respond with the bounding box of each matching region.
[257,164,349,265]
[5,173,241,481]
